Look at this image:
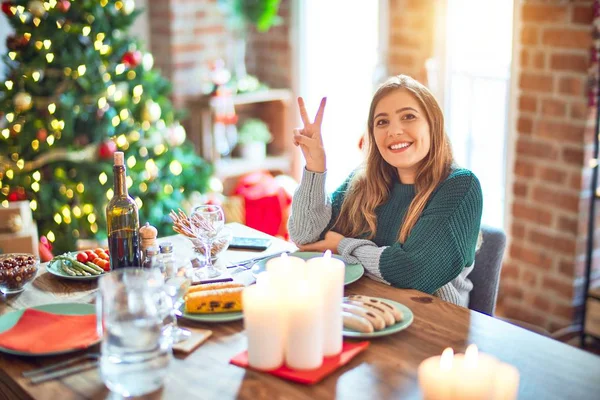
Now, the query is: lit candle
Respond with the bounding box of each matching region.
[455,345,496,400]
[285,279,323,370]
[418,347,455,400]
[493,362,520,400]
[264,253,306,353]
[306,250,345,356]
[418,345,519,400]
[242,280,285,370]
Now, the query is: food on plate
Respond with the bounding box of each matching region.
[52,252,107,276]
[347,295,404,322]
[342,302,386,330]
[342,311,374,334]
[187,281,244,294]
[345,299,395,327]
[342,297,405,333]
[184,286,243,313]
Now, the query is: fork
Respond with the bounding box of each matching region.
[23,353,100,384]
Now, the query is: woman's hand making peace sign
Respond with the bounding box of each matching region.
[293,97,327,173]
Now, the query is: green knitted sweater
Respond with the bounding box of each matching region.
[325,168,483,294]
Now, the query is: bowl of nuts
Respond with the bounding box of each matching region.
[0,253,39,294]
[188,226,233,261]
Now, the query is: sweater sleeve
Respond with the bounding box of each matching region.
[287,169,352,245]
[337,171,483,294]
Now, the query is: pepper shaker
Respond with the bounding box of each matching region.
[139,222,158,259]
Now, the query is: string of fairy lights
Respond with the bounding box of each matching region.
[0,0,188,245]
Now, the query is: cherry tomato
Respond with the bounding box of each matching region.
[99,259,110,271]
[94,248,105,255]
[97,251,109,261]
[84,250,96,260]
[76,252,88,263]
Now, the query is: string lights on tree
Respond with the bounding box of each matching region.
[0,0,212,253]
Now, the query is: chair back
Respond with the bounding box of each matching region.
[468,225,507,316]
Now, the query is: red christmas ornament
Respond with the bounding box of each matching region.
[121,50,142,68]
[7,187,27,202]
[98,140,117,160]
[56,0,70,13]
[1,2,14,16]
[36,128,47,141]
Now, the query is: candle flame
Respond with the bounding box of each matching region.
[465,344,478,368]
[440,348,453,370]
[324,249,332,259]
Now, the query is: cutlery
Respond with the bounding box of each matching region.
[23,353,100,384]
[226,251,291,270]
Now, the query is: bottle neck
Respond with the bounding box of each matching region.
[113,165,128,197]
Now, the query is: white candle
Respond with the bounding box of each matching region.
[493,362,520,400]
[285,279,323,370]
[418,348,455,400]
[306,250,345,356]
[264,254,306,354]
[454,345,496,400]
[242,282,285,370]
[418,345,519,400]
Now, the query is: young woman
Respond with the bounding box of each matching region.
[288,75,483,307]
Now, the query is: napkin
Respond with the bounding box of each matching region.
[0,309,99,354]
[230,340,369,385]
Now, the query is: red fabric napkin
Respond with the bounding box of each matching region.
[230,341,369,385]
[0,309,99,354]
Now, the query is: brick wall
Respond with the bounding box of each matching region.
[246,0,292,89]
[388,0,435,82]
[500,0,596,332]
[147,0,229,108]
[146,0,291,109]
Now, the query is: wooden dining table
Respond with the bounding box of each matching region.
[0,223,599,400]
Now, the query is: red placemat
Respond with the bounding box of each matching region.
[0,309,99,354]
[230,340,369,385]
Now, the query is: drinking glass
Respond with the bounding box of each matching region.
[163,257,194,343]
[97,268,171,397]
[191,204,225,278]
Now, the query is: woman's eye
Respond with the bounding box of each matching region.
[402,113,416,121]
[375,119,388,127]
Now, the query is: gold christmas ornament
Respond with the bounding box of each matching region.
[13,92,33,112]
[141,100,161,123]
[27,0,46,18]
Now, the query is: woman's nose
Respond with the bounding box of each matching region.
[388,121,404,136]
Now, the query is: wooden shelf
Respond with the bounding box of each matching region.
[185,88,296,183]
[213,89,292,107]
[215,156,290,179]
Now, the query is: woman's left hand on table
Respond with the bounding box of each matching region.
[298,231,345,254]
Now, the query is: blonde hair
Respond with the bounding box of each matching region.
[332,75,454,243]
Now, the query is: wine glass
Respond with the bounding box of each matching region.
[191,204,225,278]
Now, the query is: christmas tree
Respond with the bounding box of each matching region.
[0,0,212,254]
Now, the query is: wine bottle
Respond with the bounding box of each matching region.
[106,151,141,269]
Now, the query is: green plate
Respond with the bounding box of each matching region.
[342,298,414,338]
[178,304,243,323]
[46,254,104,281]
[0,303,99,356]
[250,251,365,285]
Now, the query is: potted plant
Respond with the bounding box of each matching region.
[236,118,272,161]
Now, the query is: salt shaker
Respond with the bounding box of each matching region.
[139,222,158,259]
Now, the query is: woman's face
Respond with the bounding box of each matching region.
[372,89,431,183]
